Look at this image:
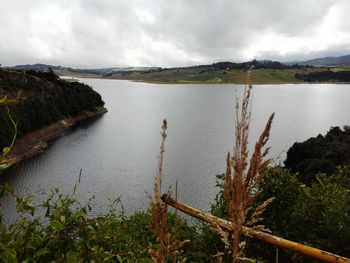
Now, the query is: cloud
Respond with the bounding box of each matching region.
[0,0,349,67]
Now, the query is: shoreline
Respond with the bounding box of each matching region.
[60,74,300,85]
[0,107,107,173]
[59,74,350,85]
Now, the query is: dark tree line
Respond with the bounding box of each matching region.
[295,70,350,82]
[137,60,304,76]
[212,60,291,70]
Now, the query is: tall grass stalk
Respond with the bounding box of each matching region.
[148,119,189,263]
[223,70,275,262]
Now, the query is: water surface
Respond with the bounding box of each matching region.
[1,80,349,222]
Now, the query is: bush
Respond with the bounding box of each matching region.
[0,182,211,263]
[208,167,350,262]
[285,126,350,184]
[249,167,350,262]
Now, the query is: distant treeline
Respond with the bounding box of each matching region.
[137,60,310,75]
[295,70,350,82]
[134,60,304,77]
[188,60,300,70]
[211,60,293,70]
[0,69,105,149]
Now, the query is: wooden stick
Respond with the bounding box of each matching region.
[161,194,350,263]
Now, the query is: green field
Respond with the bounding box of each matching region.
[62,66,350,85]
[72,68,303,84]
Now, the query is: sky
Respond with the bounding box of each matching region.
[1,0,350,68]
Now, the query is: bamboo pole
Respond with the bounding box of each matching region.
[161,194,350,263]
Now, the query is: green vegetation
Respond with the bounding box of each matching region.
[0,68,105,150]
[208,167,350,262]
[285,126,350,184]
[295,69,350,82]
[0,182,203,262]
[105,67,301,84]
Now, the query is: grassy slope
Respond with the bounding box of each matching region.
[62,68,302,84]
[129,68,300,84]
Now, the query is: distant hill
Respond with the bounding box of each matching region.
[102,60,300,84]
[294,55,350,67]
[15,58,350,84]
[12,60,288,75]
[12,64,160,76]
[11,61,297,83]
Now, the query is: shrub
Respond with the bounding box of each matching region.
[285,126,350,184]
[249,167,350,262]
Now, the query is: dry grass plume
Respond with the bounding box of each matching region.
[148,119,189,263]
[223,69,275,262]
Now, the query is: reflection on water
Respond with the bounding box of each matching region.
[1,80,350,223]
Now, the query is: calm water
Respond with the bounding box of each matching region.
[1,80,350,223]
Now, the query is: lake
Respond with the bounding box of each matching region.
[1,79,350,223]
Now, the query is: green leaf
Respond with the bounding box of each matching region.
[37,248,50,257]
[66,251,77,263]
[103,254,115,262]
[51,220,64,231]
[2,147,10,156]
[0,247,17,263]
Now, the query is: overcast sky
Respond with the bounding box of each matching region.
[1,0,350,68]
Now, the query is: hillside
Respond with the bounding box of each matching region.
[295,54,350,67]
[15,61,293,83]
[0,68,106,168]
[85,60,300,84]
[12,58,350,84]
[100,61,350,84]
[91,60,303,84]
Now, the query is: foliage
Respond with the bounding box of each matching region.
[0,182,206,263]
[285,126,350,184]
[253,167,350,262]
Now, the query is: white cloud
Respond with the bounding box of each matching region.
[0,0,350,67]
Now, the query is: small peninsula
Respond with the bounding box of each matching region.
[0,68,107,171]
